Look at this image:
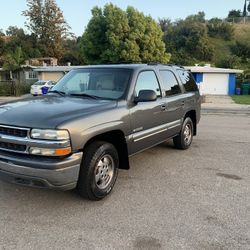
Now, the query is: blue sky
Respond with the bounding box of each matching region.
[0,0,245,36]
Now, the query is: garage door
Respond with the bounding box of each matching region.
[200,74,229,95]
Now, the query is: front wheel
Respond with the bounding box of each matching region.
[77,141,119,200]
[173,117,194,150]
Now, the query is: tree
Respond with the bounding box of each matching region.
[216,55,241,69]
[227,9,242,19]
[3,26,41,61]
[0,29,5,36]
[207,18,234,40]
[80,4,170,64]
[160,13,214,65]
[23,0,43,37]
[61,37,84,65]
[23,0,71,59]
[3,47,24,80]
[186,11,206,23]
[231,40,250,62]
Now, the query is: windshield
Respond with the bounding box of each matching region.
[51,68,132,100]
[34,81,46,86]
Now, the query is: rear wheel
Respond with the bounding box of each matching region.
[173,117,194,150]
[77,141,119,200]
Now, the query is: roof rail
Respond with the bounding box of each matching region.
[100,61,143,65]
[147,62,184,68]
[147,62,160,65]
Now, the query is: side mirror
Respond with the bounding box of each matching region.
[134,90,157,103]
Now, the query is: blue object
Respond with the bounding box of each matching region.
[228,73,236,95]
[192,73,203,84]
[235,88,241,95]
[196,73,203,84]
[41,86,49,95]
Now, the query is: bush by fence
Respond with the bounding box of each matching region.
[0,81,33,96]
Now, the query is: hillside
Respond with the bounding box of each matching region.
[234,23,250,45]
[208,22,250,70]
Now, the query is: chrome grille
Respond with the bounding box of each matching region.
[0,125,28,138]
[0,125,29,154]
[0,142,27,152]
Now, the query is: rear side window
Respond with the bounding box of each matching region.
[177,70,198,92]
[159,70,181,96]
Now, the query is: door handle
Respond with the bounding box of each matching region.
[181,101,185,106]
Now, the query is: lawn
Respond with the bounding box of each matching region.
[232,95,250,105]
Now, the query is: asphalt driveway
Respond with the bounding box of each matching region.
[0,113,250,250]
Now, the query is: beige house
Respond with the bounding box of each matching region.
[34,66,83,82]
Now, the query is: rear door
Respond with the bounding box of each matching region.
[158,70,185,137]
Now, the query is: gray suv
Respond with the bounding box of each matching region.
[0,64,201,200]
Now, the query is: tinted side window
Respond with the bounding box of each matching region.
[135,71,161,97]
[177,70,198,92]
[159,70,181,96]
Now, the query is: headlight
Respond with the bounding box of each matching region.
[31,129,70,140]
[29,147,72,156]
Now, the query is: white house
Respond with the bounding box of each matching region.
[185,66,243,95]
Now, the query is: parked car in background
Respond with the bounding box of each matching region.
[30,80,56,95]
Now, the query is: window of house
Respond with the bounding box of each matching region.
[25,71,38,79]
[159,70,181,96]
[135,71,161,97]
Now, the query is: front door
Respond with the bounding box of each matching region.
[130,70,167,154]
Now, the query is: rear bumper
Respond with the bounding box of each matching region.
[0,152,83,190]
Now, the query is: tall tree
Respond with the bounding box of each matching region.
[23,0,43,38]
[23,0,70,59]
[81,4,170,64]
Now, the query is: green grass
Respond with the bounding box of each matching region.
[232,95,250,105]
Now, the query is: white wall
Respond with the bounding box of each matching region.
[199,73,229,95]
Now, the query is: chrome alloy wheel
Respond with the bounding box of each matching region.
[95,154,114,190]
[183,123,192,145]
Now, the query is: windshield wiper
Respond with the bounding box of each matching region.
[69,93,100,100]
[48,90,66,96]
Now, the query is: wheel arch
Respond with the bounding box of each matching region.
[82,130,130,170]
[184,110,197,136]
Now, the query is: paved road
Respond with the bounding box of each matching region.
[0,113,250,250]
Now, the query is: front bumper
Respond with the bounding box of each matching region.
[0,152,83,190]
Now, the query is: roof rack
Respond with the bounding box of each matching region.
[147,62,184,69]
[101,61,143,65]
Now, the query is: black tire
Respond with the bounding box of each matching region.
[173,117,194,150]
[77,141,119,200]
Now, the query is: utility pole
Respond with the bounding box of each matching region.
[243,0,247,23]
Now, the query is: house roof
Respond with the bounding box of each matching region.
[184,66,243,74]
[34,66,84,72]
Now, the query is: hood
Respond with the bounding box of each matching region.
[0,96,117,128]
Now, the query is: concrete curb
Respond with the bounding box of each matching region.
[202,108,250,115]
